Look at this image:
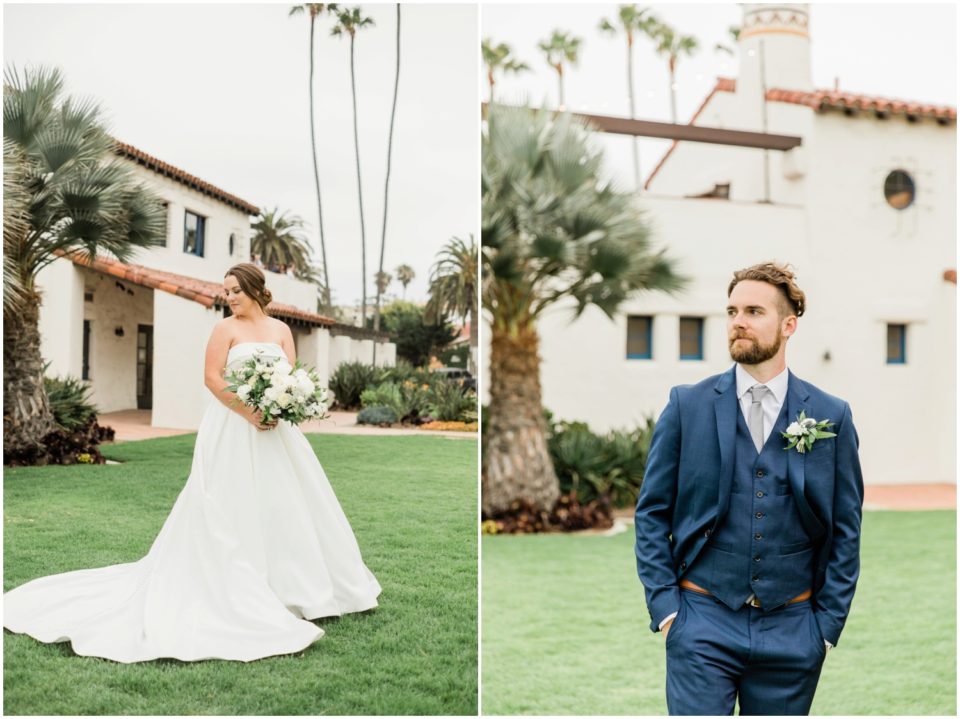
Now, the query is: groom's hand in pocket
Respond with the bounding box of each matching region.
[662,617,674,640]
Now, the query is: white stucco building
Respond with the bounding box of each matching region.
[37,142,395,430]
[482,4,956,486]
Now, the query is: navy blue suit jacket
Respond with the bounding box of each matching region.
[634,365,864,646]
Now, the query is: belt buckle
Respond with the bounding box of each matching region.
[747,596,762,608]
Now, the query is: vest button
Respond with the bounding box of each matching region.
[754,555,761,562]
[704,529,711,537]
[756,470,765,478]
[756,491,764,498]
[755,512,764,519]
[752,576,759,582]
[680,561,687,570]
[755,533,762,540]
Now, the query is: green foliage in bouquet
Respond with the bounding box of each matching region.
[545,411,656,508]
[223,351,328,424]
[357,405,398,426]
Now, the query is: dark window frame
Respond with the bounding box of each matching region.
[626,315,653,360]
[883,169,915,211]
[886,323,907,364]
[183,209,206,257]
[679,316,704,360]
[82,319,91,380]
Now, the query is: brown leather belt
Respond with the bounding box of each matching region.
[680,578,812,608]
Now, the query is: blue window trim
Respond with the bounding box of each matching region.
[886,323,907,364]
[626,316,653,360]
[679,317,704,360]
[183,210,205,257]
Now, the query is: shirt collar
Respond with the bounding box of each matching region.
[735,363,789,404]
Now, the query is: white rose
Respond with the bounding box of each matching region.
[236,385,251,401]
[246,376,257,387]
[275,360,293,376]
[294,369,309,381]
[276,392,292,408]
[786,422,803,436]
[264,386,282,402]
[297,378,315,395]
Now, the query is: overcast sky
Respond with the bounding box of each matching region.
[3,3,479,308]
[481,2,957,192]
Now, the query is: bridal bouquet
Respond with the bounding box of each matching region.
[223,350,329,425]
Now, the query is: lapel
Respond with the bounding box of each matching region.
[785,370,826,540]
[713,365,738,521]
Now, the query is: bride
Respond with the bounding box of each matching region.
[3,263,382,662]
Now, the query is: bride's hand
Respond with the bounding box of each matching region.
[249,409,278,431]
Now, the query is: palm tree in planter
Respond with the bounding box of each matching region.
[537,29,582,109]
[651,21,699,124]
[395,263,415,299]
[481,39,529,104]
[331,5,375,325]
[3,65,166,461]
[288,3,339,308]
[599,5,661,191]
[425,235,477,375]
[250,207,314,275]
[481,105,685,516]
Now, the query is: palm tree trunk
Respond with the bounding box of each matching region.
[556,65,564,108]
[308,14,331,309]
[669,61,678,124]
[3,293,56,463]
[482,323,559,515]
[627,38,641,192]
[488,71,495,104]
[468,298,477,376]
[373,4,401,362]
[348,33,368,327]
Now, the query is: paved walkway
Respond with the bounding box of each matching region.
[98,409,476,442]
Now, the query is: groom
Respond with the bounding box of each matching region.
[634,262,863,715]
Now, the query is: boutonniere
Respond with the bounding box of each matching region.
[782,411,836,454]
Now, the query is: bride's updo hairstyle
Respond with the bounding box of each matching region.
[225,263,273,313]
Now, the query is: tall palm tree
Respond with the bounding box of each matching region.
[537,30,582,109]
[250,207,314,275]
[288,4,338,309]
[425,235,478,376]
[374,270,392,296]
[481,106,686,516]
[652,21,699,124]
[3,138,31,315]
[714,25,741,56]
[481,39,530,104]
[599,5,660,191]
[373,4,401,353]
[3,65,165,461]
[332,6,375,326]
[395,263,415,299]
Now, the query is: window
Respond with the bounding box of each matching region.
[884,170,915,210]
[82,320,91,380]
[229,233,236,256]
[183,210,206,256]
[626,316,653,359]
[679,317,704,360]
[159,202,169,246]
[886,323,906,364]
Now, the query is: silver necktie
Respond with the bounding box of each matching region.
[748,385,770,452]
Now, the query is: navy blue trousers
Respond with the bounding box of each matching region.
[665,589,826,715]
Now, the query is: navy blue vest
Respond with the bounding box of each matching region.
[685,400,815,611]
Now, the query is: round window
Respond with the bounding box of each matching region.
[229,233,236,256]
[883,170,915,210]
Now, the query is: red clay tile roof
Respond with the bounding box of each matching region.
[57,250,371,334]
[644,78,956,189]
[113,140,260,216]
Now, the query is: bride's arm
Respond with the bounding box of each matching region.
[203,322,261,424]
[279,322,296,365]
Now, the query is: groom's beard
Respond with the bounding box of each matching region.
[728,331,782,365]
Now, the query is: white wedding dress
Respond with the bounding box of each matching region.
[4,342,381,663]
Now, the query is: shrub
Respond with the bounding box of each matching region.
[329,360,386,410]
[356,405,398,426]
[546,412,656,509]
[44,370,99,430]
[427,381,478,422]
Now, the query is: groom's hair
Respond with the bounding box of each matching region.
[728,262,806,318]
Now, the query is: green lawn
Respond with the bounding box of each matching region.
[4,434,477,716]
[481,511,956,715]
